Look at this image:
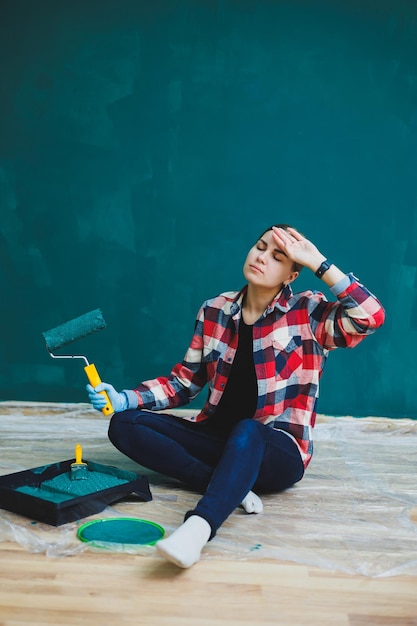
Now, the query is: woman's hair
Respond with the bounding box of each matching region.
[258,223,303,273]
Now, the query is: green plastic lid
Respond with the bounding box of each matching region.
[77,517,165,547]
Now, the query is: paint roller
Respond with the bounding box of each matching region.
[42,308,114,416]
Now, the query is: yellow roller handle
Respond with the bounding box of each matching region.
[84,363,114,416]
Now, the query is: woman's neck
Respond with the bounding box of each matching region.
[242,284,283,325]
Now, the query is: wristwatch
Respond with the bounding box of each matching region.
[315,259,332,278]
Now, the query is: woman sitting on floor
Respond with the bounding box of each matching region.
[87,224,385,568]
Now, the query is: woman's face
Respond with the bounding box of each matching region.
[243,229,299,291]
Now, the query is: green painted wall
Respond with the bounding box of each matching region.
[0,0,416,417]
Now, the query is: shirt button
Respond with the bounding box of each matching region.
[221,383,225,388]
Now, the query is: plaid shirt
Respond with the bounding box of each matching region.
[127,274,385,468]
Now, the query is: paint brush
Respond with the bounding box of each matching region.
[42,308,114,416]
[70,444,88,480]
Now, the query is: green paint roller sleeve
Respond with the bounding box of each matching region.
[42,309,106,351]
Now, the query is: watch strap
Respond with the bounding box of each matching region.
[315,259,332,278]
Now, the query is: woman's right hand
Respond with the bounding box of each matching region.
[86,382,128,413]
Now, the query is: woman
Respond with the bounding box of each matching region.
[87,225,385,568]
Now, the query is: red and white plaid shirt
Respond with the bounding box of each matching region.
[127,274,385,468]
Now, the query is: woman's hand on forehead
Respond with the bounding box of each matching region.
[271,227,325,272]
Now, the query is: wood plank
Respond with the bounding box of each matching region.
[0,544,417,626]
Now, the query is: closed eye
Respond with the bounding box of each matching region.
[256,238,287,262]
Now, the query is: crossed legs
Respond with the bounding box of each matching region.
[108,410,304,567]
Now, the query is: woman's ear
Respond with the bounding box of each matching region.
[285,271,299,286]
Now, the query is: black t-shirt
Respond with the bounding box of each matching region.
[207,316,258,435]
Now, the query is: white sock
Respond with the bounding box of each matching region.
[241,490,263,514]
[156,515,211,569]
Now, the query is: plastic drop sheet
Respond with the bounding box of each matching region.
[0,402,416,577]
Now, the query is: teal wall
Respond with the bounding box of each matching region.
[0,0,416,417]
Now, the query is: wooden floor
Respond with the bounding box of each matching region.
[1,541,417,625]
[1,402,417,625]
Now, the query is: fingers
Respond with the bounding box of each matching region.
[89,395,107,410]
[94,398,108,410]
[271,227,295,254]
[272,226,304,244]
[86,382,113,394]
[95,382,113,393]
[286,227,305,241]
[86,383,109,410]
[271,226,288,247]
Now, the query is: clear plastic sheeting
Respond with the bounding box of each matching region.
[0,401,416,577]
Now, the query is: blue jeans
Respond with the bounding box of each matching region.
[108,410,304,539]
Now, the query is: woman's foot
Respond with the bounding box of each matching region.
[241,490,263,513]
[156,515,211,568]
[156,493,262,568]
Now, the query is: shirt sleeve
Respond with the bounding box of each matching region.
[123,304,209,411]
[329,275,351,297]
[309,273,385,350]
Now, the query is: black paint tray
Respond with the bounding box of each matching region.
[0,459,152,526]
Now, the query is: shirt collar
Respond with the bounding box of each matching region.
[230,284,293,318]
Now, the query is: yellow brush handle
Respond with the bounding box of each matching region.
[74,443,84,464]
[84,363,114,416]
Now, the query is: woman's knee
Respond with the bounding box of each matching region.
[108,412,125,447]
[229,418,264,449]
[108,409,144,447]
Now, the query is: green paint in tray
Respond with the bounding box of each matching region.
[17,470,129,503]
